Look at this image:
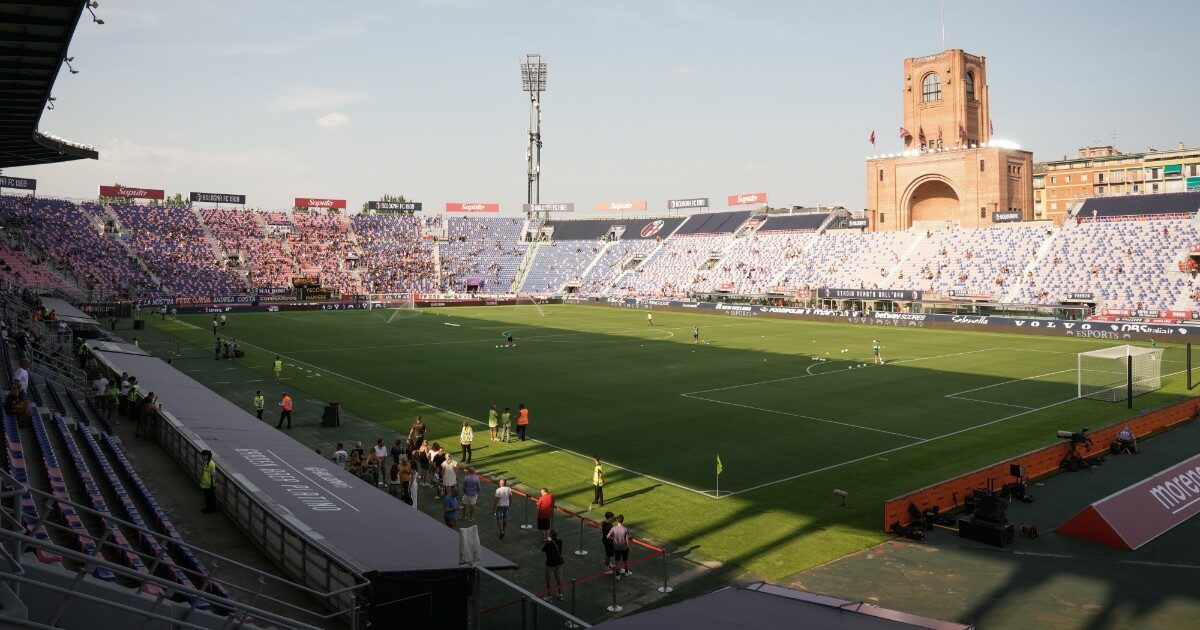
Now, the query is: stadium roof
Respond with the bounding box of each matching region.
[0,0,98,168]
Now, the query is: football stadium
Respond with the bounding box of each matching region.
[1,1,1200,628]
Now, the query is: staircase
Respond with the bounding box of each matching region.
[1003,229,1060,303]
[511,242,540,293]
[885,229,926,281]
[577,241,613,283]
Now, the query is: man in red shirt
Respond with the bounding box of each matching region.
[536,487,555,541]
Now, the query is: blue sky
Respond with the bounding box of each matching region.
[11,0,1195,213]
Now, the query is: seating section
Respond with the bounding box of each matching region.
[618,235,733,296]
[1,412,61,564]
[1015,219,1197,310]
[1079,191,1200,219]
[783,230,918,291]
[696,232,814,294]
[893,225,1048,297]
[112,203,243,296]
[0,241,82,298]
[440,217,527,292]
[352,214,437,293]
[289,213,363,294]
[520,241,603,293]
[674,211,752,236]
[199,208,263,256]
[579,240,658,294]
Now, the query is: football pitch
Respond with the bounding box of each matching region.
[149,304,1191,580]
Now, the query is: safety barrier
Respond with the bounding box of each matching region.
[882,397,1200,530]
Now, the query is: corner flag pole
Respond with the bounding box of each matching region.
[715,455,723,499]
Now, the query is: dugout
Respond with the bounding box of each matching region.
[88,342,514,628]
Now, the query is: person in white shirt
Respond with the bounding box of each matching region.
[332,442,349,469]
[93,375,109,400]
[441,458,458,497]
[493,478,513,539]
[14,358,29,394]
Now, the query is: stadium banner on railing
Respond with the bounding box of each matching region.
[190,192,246,204]
[727,192,767,206]
[0,176,36,191]
[258,287,291,295]
[1066,292,1094,301]
[445,203,500,213]
[818,288,923,301]
[369,201,422,212]
[847,218,869,228]
[294,197,347,209]
[522,203,574,213]
[667,197,708,210]
[594,200,647,212]
[993,211,1022,223]
[99,185,165,200]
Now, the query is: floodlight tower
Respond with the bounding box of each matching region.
[521,53,547,212]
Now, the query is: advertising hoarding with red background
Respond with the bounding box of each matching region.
[445,203,500,213]
[727,192,767,206]
[294,197,347,209]
[594,201,647,212]
[99,185,165,200]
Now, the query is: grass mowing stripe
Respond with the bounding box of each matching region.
[680,393,927,440]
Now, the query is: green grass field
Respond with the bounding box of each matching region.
[148,304,1191,581]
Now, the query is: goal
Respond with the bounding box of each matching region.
[1077,345,1164,402]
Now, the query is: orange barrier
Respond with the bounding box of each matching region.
[882,397,1200,531]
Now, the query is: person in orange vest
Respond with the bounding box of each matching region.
[277,393,293,429]
[516,403,530,441]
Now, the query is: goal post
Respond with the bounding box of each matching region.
[1077,345,1164,404]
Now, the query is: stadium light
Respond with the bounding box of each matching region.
[521,53,547,212]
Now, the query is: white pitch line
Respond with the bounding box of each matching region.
[944,395,1036,410]
[682,347,1001,396]
[226,337,717,499]
[682,393,925,440]
[719,364,1194,497]
[946,369,1075,397]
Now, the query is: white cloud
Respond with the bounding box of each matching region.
[269,88,363,112]
[315,112,353,129]
[223,24,368,56]
[100,137,311,175]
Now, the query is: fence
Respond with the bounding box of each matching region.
[882,396,1200,530]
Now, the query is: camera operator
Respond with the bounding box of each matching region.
[1112,426,1138,455]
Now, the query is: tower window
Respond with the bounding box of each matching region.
[965,71,975,100]
[921,73,941,102]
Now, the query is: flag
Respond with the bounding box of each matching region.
[716,455,723,476]
[918,126,926,144]
[869,130,875,146]
[989,118,994,136]
[899,127,911,140]
[959,124,966,140]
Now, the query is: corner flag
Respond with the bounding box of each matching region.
[716,455,723,476]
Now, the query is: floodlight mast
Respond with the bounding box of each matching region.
[521,53,547,218]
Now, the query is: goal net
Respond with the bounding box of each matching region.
[1078,345,1164,402]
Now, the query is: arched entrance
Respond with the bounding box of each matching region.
[907,178,961,225]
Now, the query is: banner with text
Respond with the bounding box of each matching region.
[99,185,165,200]
[0,176,36,191]
[294,197,347,209]
[993,211,1023,223]
[667,197,709,210]
[369,201,422,212]
[523,203,575,213]
[818,288,923,301]
[445,203,500,213]
[190,192,246,204]
[847,218,869,228]
[594,200,647,212]
[728,192,767,206]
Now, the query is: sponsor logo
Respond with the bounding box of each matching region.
[728,193,767,205]
[294,197,347,209]
[0,176,36,190]
[640,220,666,238]
[522,203,574,213]
[847,218,869,228]
[667,197,709,210]
[1073,330,1120,340]
[595,201,648,212]
[1149,464,1200,511]
[951,315,989,325]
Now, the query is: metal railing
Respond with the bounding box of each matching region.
[0,467,366,628]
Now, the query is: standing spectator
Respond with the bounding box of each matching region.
[92,373,109,403]
[408,416,427,448]
[416,442,431,486]
[601,512,616,574]
[365,451,383,487]
[350,441,366,460]
[390,438,406,468]
[219,314,227,328]
[493,478,512,539]
[332,443,348,469]
[276,392,292,429]
[501,407,512,443]
[118,372,130,414]
[137,392,160,438]
[443,491,459,529]
[487,404,499,441]
[592,456,605,507]
[459,421,474,463]
[607,515,632,577]
[373,438,389,471]
[213,337,221,361]
[398,458,414,505]
[387,463,404,497]
[253,390,265,420]
[211,316,219,335]
[516,403,530,442]
[536,488,555,541]
[105,381,120,426]
[542,529,565,601]
[461,468,481,522]
[200,450,217,514]
[430,443,447,495]
[14,358,29,395]
[441,456,459,498]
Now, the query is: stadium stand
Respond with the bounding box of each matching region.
[618,234,734,297]
[440,216,528,292]
[696,232,816,294]
[782,230,918,292]
[290,212,364,294]
[757,212,830,233]
[1078,190,1200,220]
[579,239,659,294]
[673,211,753,236]
[519,240,604,293]
[111,203,244,296]
[352,214,437,293]
[893,225,1048,298]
